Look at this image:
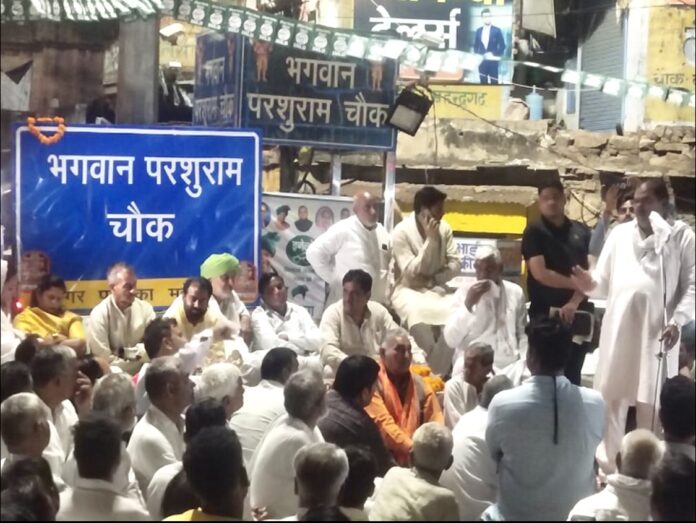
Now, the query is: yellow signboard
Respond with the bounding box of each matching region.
[645,6,695,123]
[429,85,503,120]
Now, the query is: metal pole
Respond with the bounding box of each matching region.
[330,153,341,196]
[116,18,160,124]
[383,150,396,232]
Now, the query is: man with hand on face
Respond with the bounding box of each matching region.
[306,191,392,307]
[572,179,695,474]
[444,246,528,383]
[522,179,592,386]
[87,262,155,374]
[391,186,461,376]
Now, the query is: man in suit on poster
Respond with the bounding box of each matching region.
[474,8,506,84]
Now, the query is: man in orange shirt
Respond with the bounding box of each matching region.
[366,328,444,465]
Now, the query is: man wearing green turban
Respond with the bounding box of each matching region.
[201,253,252,346]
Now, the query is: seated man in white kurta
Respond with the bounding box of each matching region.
[444,246,528,383]
[251,273,322,356]
[306,191,392,307]
[245,273,323,384]
[319,269,426,373]
[127,356,192,493]
[391,187,461,376]
[87,262,155,375]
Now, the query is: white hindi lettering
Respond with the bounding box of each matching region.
[144,157,244,198]
[219,94,235,121]
[47,155,135,185]
[106,201,175,243]
[369,7,461,50]
[246,94,332,133]
[193,96,220,124]
[203,57,226,86]
[343,93,390,128]
[285,57,356,89]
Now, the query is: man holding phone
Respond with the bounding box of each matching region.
[391,187,461,376]
[522,179,592,385]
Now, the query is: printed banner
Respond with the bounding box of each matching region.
[15,125,262,312]
[193,31,242,127]
[353,0,515,84]
[262,192,354,322]
[239,39,398,150]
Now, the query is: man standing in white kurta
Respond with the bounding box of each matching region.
[391,186,461,376]
[572,180,695,474]
[306,191,392,307]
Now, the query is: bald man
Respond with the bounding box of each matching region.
[306,192,392,306]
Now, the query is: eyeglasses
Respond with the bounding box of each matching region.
[618,206,634,215]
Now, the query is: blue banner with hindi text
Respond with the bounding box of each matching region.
[14,124,262,311]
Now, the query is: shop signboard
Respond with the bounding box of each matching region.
[239,41,398,150]
[353,0,515,84]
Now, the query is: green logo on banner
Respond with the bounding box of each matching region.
[286,235,313,267]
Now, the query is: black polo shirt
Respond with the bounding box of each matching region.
[522,216,591,317]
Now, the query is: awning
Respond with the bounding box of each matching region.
[1,0,163,23]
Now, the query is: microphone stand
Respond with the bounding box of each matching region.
[651,250,668,433]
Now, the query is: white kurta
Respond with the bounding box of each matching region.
[134,331,212,416]
[228,379,287,467]
[443,378,478,429]
[567,474,652,521]
[127,405,185,494]
[445,278,529,375]
[318,300,426,370]
[146,461,182,520]
[248,415,324,519]
[57,477,151,521]
[1,260,22,365]
[209,292,250,332]
[440,406,497,521]
[40,398,78,460]
[590,215,695,405]
[391,214,461,327]
[250,302,322,355]
[305,215,392,306]
[63,443,144,508]
[86,295,155,360]
[369,466,460,521]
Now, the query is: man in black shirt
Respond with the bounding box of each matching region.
[522,179,592,385]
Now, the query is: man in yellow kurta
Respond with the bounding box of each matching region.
[163,276,235,368]
[14,274,86,356]
[391,187,461,376]
[365,329,444,465]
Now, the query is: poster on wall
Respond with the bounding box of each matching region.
[353,0,515,84]
[14,125,262,312]
[262,192,354,322]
